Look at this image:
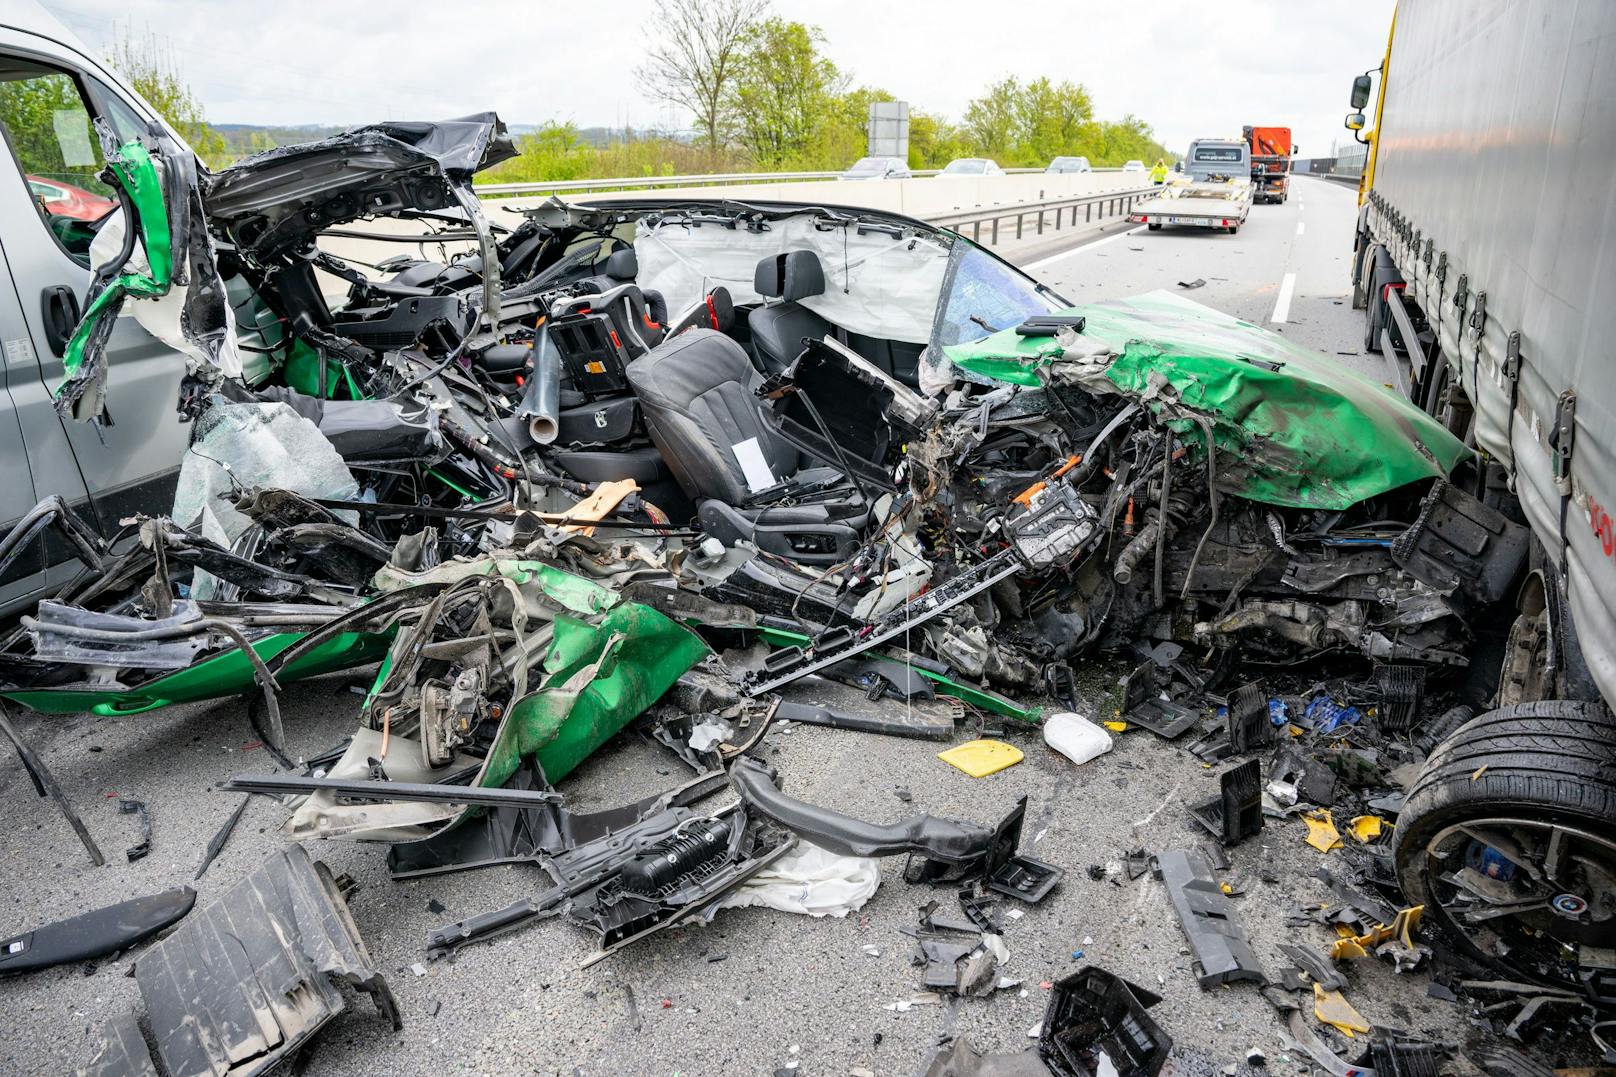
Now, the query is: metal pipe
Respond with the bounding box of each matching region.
[519,325,561,444]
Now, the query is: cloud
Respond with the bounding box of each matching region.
[42,0,1394,159]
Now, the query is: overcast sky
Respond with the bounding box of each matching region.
[44,0,1395,159]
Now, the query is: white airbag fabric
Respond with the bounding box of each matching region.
[635,214,949,345]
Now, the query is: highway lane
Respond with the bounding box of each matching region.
[1017,176,1377,382]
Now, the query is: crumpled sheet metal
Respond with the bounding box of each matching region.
[945,290,1469,510]
[476,601,709,790]
[93,844,398,1076]
[60,129,237,423]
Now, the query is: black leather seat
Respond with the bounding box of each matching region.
[749,251,832,375]
[626,328,867,564]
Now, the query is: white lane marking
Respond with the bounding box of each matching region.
[1298,203,1305,211]
[1296,221,1306,236]
[1271,272,1297,323]
[1024,224,1147,272]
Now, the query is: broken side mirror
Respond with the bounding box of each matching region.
[1345,112,1366,132]
[1351,74,1373,110]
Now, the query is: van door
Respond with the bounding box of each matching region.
[0,240,46,609]
[0,45,190,543]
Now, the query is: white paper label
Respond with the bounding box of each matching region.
[732,437,776,494]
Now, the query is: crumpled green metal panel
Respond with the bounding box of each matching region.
[476,602,709,789]
[945,290,1469,510]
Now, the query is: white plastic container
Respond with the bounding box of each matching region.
[1042,711,1114,766]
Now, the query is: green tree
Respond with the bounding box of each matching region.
[635,0,767,165]
[726,18,844,168]
[1012,77,1093,164]
[907,110,974,169]
[962,77,1018,161]
[106,28,229,167]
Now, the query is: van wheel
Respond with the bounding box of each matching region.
[1393,701,1616,994]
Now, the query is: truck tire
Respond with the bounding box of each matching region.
[1394,701,1616,990]
[1364,269,1386,353]
[1228,223,1240,235]
[1147,222,1161,231]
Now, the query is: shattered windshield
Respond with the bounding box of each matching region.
[935,241,1056,346]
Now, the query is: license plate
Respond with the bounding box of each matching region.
[1168,216,1206,225]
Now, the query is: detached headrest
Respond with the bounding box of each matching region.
[753,250,826,302]
[604,247,638,280]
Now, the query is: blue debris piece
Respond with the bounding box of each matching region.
[1304,694,1364,734]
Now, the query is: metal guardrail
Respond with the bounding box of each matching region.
[929,185,1160,244]
[473,166,1124,197]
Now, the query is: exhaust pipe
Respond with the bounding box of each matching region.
[519,326,560,444]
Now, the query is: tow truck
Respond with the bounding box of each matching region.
[1129,137,1253,234]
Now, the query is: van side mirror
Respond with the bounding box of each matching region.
[1350,74,1372,110]
[1345,112,1366,132]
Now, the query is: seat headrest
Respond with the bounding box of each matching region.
[705,286,735,332]
[604,247,638,281]
[754,250,826,303]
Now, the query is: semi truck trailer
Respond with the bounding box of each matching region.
[1349,0,1616,1003]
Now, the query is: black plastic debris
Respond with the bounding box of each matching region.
[88,845,399,1075]
[1155,848,1266,987]
[119,798,151,862]
[1188,759,1264,845]
[80,1010,159,1077]
[1042,968,1170,1076]
[1370,1030,1444,1077]
[1227,683,1275,754]
[1375,663,1427,732]
[1119,663,1198,739]
[0,887,195,974]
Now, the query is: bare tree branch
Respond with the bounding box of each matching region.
[635,0,768,162]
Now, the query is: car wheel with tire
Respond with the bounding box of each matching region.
[1393,701,1616,995]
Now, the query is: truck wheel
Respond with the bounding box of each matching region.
[1228,223,1240,234]
[1147,222,1161,231]
[1393,701,1616,993]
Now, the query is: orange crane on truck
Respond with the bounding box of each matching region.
[1243,125,1292,204]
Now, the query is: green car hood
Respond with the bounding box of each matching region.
[946,290,1469,510]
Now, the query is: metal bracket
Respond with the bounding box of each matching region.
[1423,237,1434,268]
[1552,391,1577,488]
[1436,251,1448,285]
[1469,290,1488,338]
[1503,331,1521,382]
[1453,273,1469,313]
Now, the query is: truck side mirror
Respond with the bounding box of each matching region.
[1345,112,1366,132]
[1350,74,1372,110]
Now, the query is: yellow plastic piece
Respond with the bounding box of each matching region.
[1303,809,1343,852]
[1313,984,1371,1037]
[1330,905,1424,961]
[1348,815,1386,843]
[1103,720,1128,733]
[938,739,1024,778]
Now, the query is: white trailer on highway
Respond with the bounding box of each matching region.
[1351,0,1616,1005]
[1129,138,1253,234]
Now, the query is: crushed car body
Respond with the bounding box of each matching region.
[0,109,1604,1074]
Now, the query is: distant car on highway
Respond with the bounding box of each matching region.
[1121,160,1146,174]
[27,174,114,220]
[1045,156,1091,174]
[939,158,1004,176]
[839,156,912,181]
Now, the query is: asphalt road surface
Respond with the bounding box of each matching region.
[0,177,1484,1077]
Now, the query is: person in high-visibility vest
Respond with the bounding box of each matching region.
[1150,159,1168,184]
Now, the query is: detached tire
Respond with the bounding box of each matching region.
[1394,701,1616,983]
